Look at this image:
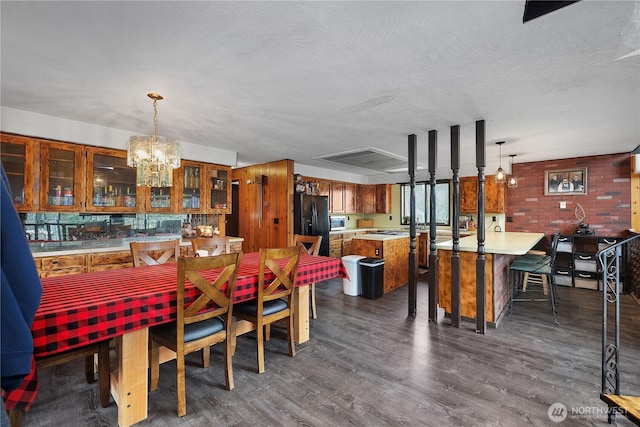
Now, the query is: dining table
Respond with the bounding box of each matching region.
[8,252,346,427]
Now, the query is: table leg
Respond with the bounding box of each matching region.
[111,328,148,427]
[294,285,310,343]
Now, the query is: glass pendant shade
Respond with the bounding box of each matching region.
[507,154,518,188]
[127,93,180,187]
[494,141,506,184]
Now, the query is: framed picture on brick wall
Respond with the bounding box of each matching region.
[544,167,587,195]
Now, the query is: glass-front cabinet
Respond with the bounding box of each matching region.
[0,133,36,211]
[86,147,139,212]
[40,141,84,211]
[207,165,231,213]
[180,160,204,212]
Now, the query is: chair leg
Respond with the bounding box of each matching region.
[223,334,234,391]
[202,346,210,368]
[287,314,296,358]
[549,278,559,325]
[7,409,23,427]
[264,324,271,342]
[84,354,96,384]
[176,351,187,417]
[149,339,160,392]
[310,283,317,319]
[256,320,265,374]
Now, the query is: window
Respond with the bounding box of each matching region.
[400,180,450,226]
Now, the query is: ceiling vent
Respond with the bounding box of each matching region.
[315,147,421,174]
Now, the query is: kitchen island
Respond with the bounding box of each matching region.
[436,232,545,326]
[351,233,414,294]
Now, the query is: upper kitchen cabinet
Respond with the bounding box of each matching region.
[331,181,346,213]
[40,141,85,212]
[375,184,391,213]
[206,165,231,213]
[86,147,140,212]
[345,183,358,213]
[459,175,505,213]
[179,160,204,212]
[358,185,376,213]
[0,133,37,211]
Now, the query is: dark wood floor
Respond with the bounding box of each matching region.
[19,277,640,426]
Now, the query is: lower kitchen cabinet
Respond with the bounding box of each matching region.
[38,254,86,278]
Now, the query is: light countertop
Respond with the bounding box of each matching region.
[352,233,411,241]
[30,236,244,258]
[435,232,544,255]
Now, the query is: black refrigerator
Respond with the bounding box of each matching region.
[293,194,330,256]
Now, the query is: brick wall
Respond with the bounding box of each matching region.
[506,153,631,238]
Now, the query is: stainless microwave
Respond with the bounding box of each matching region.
[330,216,346,230]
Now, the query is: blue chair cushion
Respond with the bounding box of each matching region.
[235,298,288,317]
[152,317,224,343]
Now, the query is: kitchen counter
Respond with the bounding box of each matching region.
[30,236,244,257]
[436,231,545,326]
[436,231,544,255]
[352,233,411,241]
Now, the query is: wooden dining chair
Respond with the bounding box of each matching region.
[129,239,180,267]
[293,234,322,319]
[191,236,231,256]
[234,246,302,374]
[148,252,242,417]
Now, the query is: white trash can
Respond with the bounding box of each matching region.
[341,255,366,296]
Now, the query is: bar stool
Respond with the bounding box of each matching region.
[509,233,560,324]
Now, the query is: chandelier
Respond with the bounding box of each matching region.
[494,141,506,184]
[127,93,180,187]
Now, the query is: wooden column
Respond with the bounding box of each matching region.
[450,125,461,328]
[475,120,487,334]
[428,130,439,322]
[408,134,417,316]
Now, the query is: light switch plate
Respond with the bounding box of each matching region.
[560,201,567,209]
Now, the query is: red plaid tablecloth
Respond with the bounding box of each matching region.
[4,252,345,411]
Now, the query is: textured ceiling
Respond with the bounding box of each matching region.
[1,1,639,181]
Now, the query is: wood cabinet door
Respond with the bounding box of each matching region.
[485,175,505,213]
[358,185,376,213]
[0,133,37,211]
[331,181,345,213]
[86,147,140,212]
[344,183,357,213]
[459,176,477,213]
[40,141,85,212]
[205,164,231,213]
[460,175,505,214]
[179,160,205,212]
[375,184,391,213]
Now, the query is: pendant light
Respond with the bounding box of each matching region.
[127,93,181,187]
[508,154,518,188]
[495,141,506,184]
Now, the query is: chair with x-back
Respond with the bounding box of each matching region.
[234,245,302,373]
[130,239,180,267]
[148,251,242,417]
[191,236,231,257]
[293,234,322,319]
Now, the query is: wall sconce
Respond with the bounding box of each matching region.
[508,154,518,188]
[495,141,506,184]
